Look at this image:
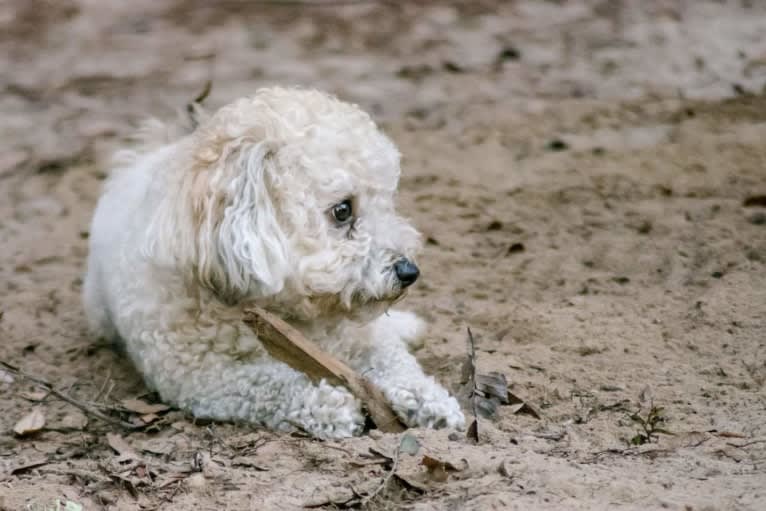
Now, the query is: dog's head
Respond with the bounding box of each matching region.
[156,88,421,320]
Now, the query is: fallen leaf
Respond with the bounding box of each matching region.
[421,456,448,482]
[106,433,139,459]
[368,446,394,462]
[121,398,169,415]
[476,372,511,404]
[506,390,525,405]
[139,413,159,424]
[136,438,174,456]
[420,455,464,482]
[19,390,48,401]
[508,402,542,419]
[392,474,427,494]
[13,408,46,436]
[399,433,421,456]
[466,419,479,442]
[475,395,501,419]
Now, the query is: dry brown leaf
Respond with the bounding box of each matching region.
[121,398,169,415]
[13,408,46,436]
[476,373,510,404]
[136,438,174,456]
[420,455,464,483]
[106,433,139,459]
[139,413,159,424]
[466,419,479,442]
[19,390,48,401]
[508,402,542,419]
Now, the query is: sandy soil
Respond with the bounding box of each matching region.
[1,1,766,510]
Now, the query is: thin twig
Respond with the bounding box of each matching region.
[361,440,401,506]
[727,439,766,449]
[1,361,139,430]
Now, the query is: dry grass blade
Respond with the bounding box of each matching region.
[242,306,405,433]
[0,360,140,430]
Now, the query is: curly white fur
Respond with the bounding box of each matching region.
[83,87,465,438]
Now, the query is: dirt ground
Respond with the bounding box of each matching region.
[1,1,766,509]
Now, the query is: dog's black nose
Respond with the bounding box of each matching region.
[394,259,420,288]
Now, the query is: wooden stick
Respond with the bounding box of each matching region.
[242,306,406,433]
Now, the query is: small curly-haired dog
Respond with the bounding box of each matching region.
[83,87,465,438]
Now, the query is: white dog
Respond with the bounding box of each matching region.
[83,87,465,438]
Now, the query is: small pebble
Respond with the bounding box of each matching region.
[187,473,207,489]
[747,211,766,225]
[546,139,569,151]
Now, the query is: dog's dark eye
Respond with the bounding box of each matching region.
[331,199,354,225]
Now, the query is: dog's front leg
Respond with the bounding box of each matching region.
[343,312,466,431]
[133,336,366,439]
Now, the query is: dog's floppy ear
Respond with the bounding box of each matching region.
[202,137,290,303]
[147,126,290,304]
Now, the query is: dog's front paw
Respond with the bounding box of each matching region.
[283,383,366,439]
[389,385,465,431]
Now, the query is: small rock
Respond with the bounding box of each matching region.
[13,408,46,436]
[442,61,464,73]
[546,139,569,151]
[486,220,503,231]
[497,46,521,62]
[96,491,116,505]
[745,249,761,262]
[60,412,88,430]
[187,473,207,489]
[747,212,766,225]
[368,429,383,440]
